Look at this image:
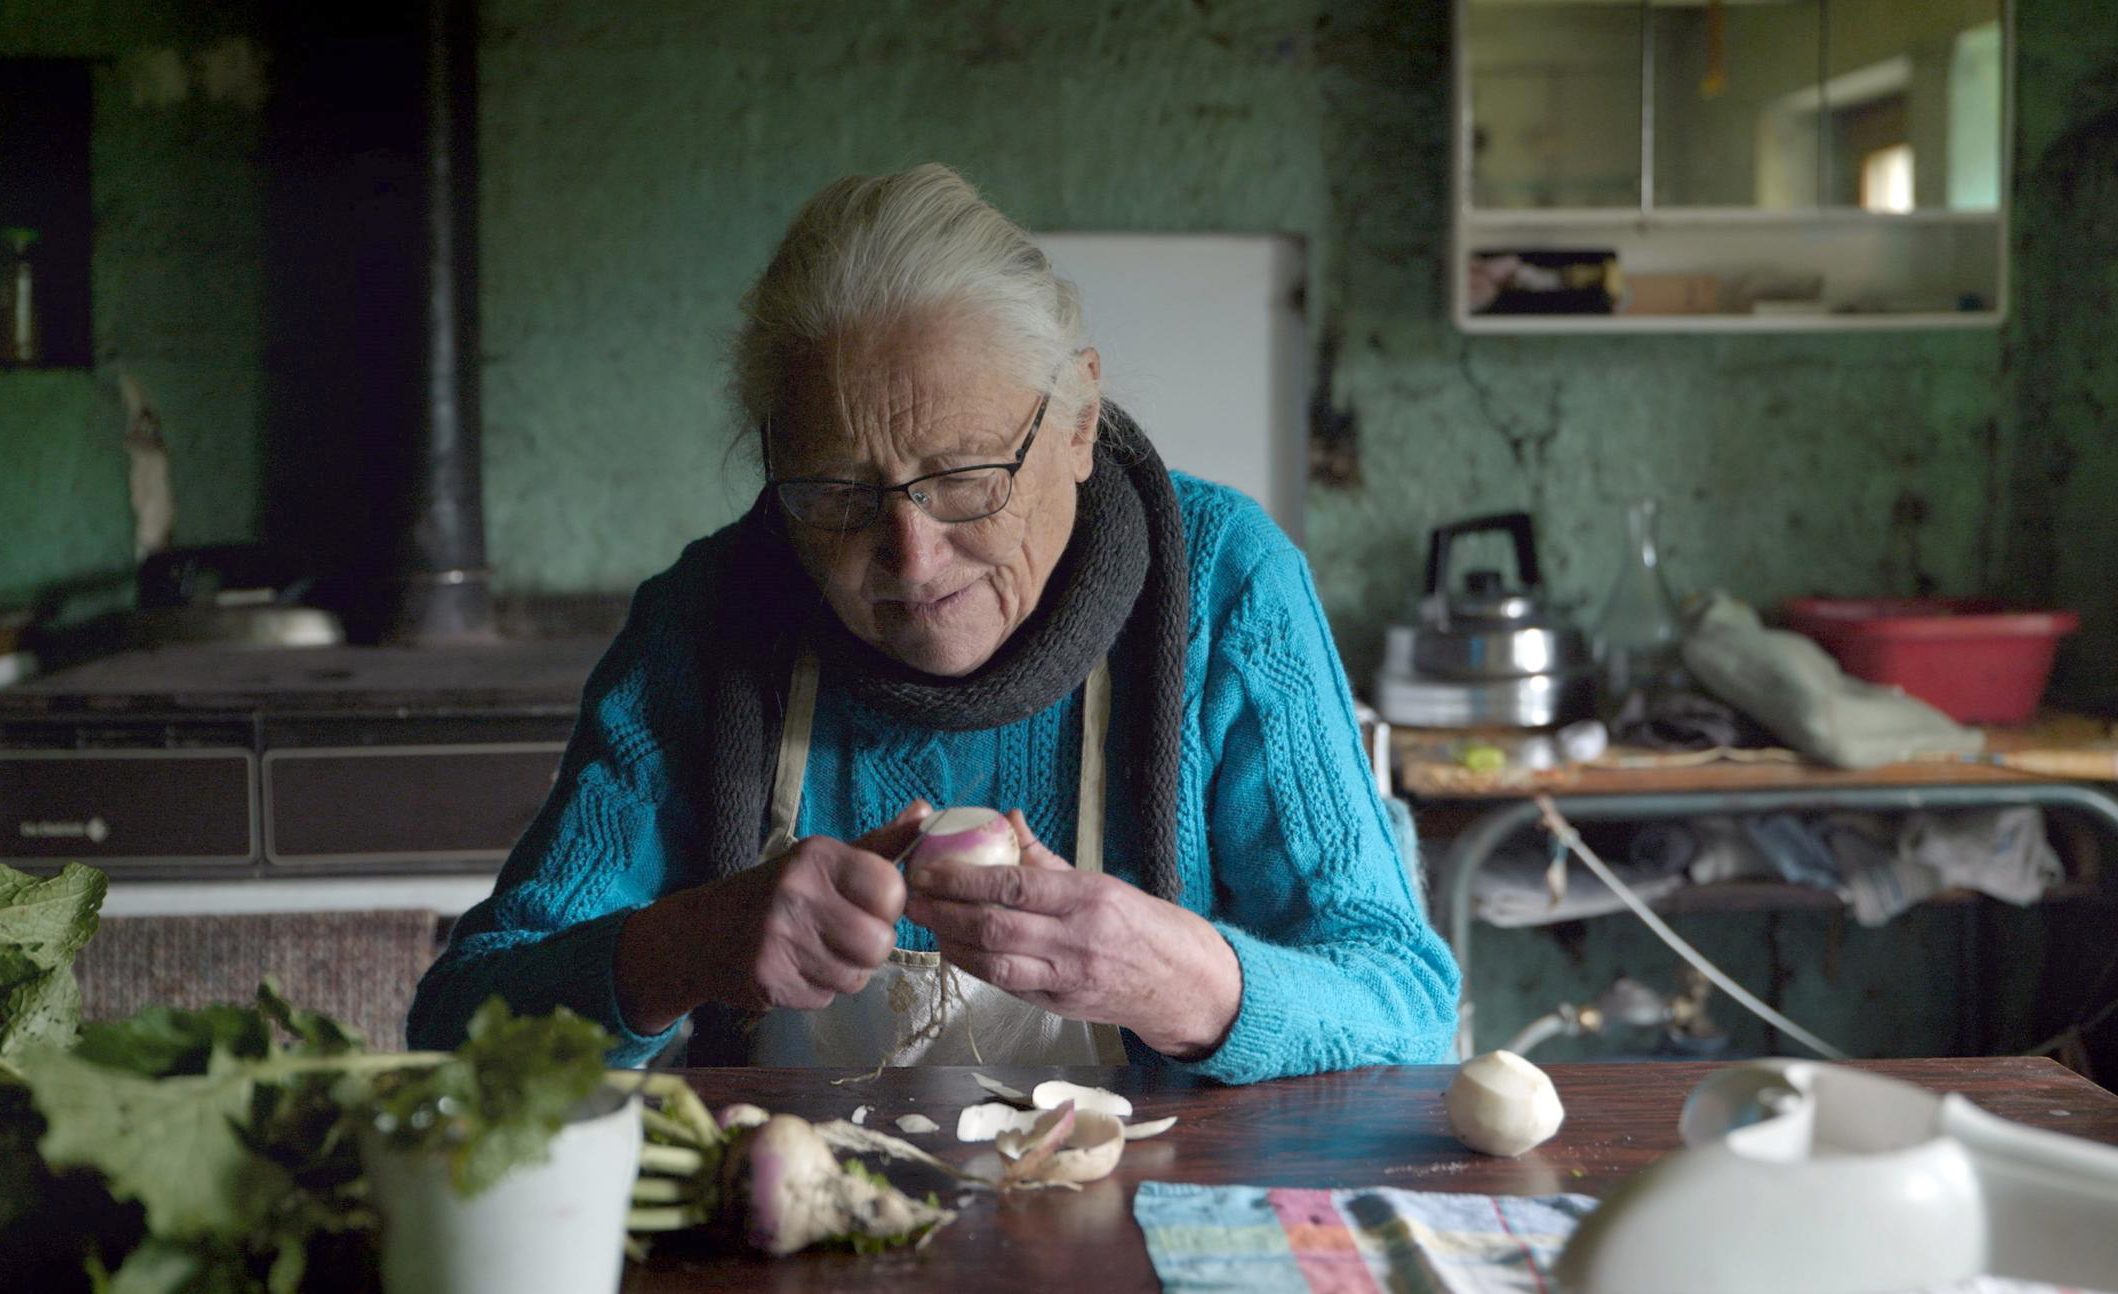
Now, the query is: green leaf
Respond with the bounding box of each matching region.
[256,979,364,1056]
[0,862,105,1060]
[99,1238,202,1294]
[21,1047,292,1241]
[0,961,84,1063]
[74,1004,275,1078]
[264,1230,306,1294]
[0,1081,49,1233]
[371,997,610,1198]
[0,862,107,971]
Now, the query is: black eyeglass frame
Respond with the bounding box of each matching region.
[763,389,1053,532]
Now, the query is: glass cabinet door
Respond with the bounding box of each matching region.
[1465,0,1643,210]
[1651,0,1825,209]
[1820,0,2003,211]
[1455,0,2009,328]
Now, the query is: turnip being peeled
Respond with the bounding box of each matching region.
[908,807,1019,869]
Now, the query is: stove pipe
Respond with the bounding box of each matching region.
[374,0,493,644]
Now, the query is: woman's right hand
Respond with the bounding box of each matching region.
[615,802,928,1033]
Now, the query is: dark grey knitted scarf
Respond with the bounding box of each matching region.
[692,405,1188,905]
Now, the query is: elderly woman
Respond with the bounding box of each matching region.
[408,165,1459,1082]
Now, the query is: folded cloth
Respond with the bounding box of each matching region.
[1133,1181,2088,1294]
[1682,593,1982,769]
[1470,845,1685,928]
[1467,803,2061,932]
[1740,811,1847,888]
[1905,807,2063,906]
[1678,817,1778,885]
[1841,842,1946,927]
[1610,688,1766,752]
[1834,808,2059,927]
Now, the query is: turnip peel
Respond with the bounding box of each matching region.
[970,1072,1029,1104]
[956,1101,1042,1142]
[995,1102,1127,1186]
[1032,1080,1133,1119]
[998,1101,1076,1186]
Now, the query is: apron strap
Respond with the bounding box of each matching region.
[1077,659,1129,1065]
[1074,659,1111,878]
[761,645,820,859]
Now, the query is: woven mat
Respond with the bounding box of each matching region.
[74,910,441,1051]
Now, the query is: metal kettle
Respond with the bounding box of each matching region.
[1376,512,1594,729]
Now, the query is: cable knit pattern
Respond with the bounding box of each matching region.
[407,475,1460,1079]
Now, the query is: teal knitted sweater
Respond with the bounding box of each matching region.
[407,475,1460,1082]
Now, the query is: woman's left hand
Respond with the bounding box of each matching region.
[903,811,1242,1060]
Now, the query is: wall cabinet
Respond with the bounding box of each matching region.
[1453,0,2010,332]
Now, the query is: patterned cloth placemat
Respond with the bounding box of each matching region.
[1133,1181,2083,1294]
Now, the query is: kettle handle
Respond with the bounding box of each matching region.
[1424,511,1543,597]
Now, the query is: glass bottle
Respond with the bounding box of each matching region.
[3,228,38,366]
[1592,498,1686,713]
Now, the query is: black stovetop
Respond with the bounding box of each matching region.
[0,639,608,721]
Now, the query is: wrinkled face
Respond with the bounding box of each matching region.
[768,316,1099,677]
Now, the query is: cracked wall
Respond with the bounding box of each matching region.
[2002,0,2118,703]
[2,0,2111,1067]
[0,1,270,613]
[474,0,2017,691]
[1,0,2105,685]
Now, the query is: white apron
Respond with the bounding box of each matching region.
[747,648,1129,1067]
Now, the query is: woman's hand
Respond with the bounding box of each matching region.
[615,802,928,1034]
[904,812,1243,1060]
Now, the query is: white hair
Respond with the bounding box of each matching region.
[732,164,1093,442]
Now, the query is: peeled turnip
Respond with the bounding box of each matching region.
[909,807,1020,869]
[1444,1049,1565,1157]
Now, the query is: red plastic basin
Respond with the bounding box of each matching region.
[1781,597,2079,725]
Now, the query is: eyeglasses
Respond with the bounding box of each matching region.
[765,391,1052,533]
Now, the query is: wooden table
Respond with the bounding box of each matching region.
[622,1059,2118,1292]
[1391,712,2118,801]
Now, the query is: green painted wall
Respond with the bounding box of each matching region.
[1,0,2112,1059]
[2004,0,2118,704]
[474,0,2014,697]
[5,0,2103,678]
[0,1,269,612]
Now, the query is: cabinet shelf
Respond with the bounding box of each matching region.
[1459,310,2000,335]
[1454,0,2013,334]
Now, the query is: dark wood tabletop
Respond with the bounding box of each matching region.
[622,1057,2118,1292]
